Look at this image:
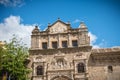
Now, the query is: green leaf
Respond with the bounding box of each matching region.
[0,36,31,80]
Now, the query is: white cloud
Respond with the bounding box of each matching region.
[0,16,111,49]
[88,32,109,48]
[88,32,97,44]
[0,0,25,7]
[73,19,81,23]
[92,45,100,49]
[0,15,35,48]
[88,32,101,48]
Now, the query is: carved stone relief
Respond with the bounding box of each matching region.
[34,55,45,62]
[47,52,73,70]
[74,52,86,60]
[49,22,68,33]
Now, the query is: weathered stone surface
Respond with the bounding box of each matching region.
[28,19,120,80]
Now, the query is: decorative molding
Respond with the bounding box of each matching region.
[92,48,120,54]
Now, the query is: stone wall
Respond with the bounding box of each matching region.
[29,19,120,80]
[88,65,120,80]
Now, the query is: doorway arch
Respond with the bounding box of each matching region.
[51,75,72,80]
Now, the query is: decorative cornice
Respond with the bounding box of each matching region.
[88,48,120,66]
[47,69,73,72]
[29,46,92,55]
[92,48,120,54]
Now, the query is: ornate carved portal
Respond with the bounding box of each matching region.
[51,76,72,80]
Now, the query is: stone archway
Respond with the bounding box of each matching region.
[51,75,72,80]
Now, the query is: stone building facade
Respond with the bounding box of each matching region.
[29,19,120,80]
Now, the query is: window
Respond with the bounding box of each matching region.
[108,65,113,73]
[72,40,78,47]
[52,41,57,49]
[42,42,47,49]
[77,63,85,73]
[36,66,44,75]
[62,41,67,48]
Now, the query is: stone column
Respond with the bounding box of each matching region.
[80,32,85,45]
[39,36,42,49]
[31,36,34,48]
[36,36,39,48]
[78,32,81,47]
[86,34,90,46]
[68,33,72,47]
[48,35,51,49]
[58,34,61,48]
[33,64,36,76]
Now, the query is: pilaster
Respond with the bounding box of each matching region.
[68,33,72,47]
[58,34,61,48]
[48,35,52,49]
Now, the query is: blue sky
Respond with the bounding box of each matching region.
[0,0,120,48]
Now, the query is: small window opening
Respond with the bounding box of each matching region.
[108,65,113,73]
[72,40,78,47]
[42,42,47,49]
[52,41,57,49]
[36,66,44,75]
[77,63,85,73]
[62,41,67,48]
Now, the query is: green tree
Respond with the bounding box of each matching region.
[0,41,6,80]
[0,36,30,80]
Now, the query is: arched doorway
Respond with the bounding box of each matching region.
[51,75,72,80]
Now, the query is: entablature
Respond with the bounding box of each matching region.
[29,46,92,55]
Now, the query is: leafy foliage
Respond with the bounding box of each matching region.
[0,36,30,80]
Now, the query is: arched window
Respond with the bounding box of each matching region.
[36,66,43,75]
[77,63,85,73]
[108,65,113,73]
